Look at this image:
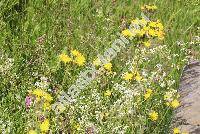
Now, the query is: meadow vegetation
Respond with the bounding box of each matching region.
[0,0,199,133]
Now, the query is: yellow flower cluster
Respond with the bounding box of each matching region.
[28,89,52,133]
[123,71,142,82]
[72,50,86,66]
[141,4,157,11]
[32,89,53,110]
[122,18,164,48]
[164,90,180,109]
[92,57,113,72]
[33,89,53,101]
[59,49,86,66]
[28,119,50,134]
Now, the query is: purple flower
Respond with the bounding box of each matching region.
[25,96,32,109]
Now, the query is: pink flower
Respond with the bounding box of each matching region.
[25,96,32,109]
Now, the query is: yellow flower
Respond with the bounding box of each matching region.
[156,22,164,30]
[144,89,153,100]
[148,29,157,36]
[139,18,148,26]
[104,90,112,97]
[149,111,158,121]
[104,63,112,71]
[171,99,180,108]
[143,41,151,47]
[122,29,135,37]
[43,92,53,102]
[28,130,37,134]
[71,49,81,56]
[144,93,151,100]
[157,31,164,40]
[138,29,146,36]
[173,127,180,134]
[143,26,150,32]
[123,72,133,81]
[32,89,44,97]
[33,89,53,103]
[40,119,50,132]
[74,55,86,66]
[93,58,101,66]
[43,102,51,111]
[135,72,142,82]
[59,53,72,63]
[146,89,153,94]
[134,29,141,35]
[149,22,157,27]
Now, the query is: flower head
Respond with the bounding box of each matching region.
[74,55,86,66]
[71,49,81,56]
[143,41,151,47]
[122,29,135,37]
[43,102,51,111]
[123,72,133,81]
[32,89,44,97]
[43,92,53,102]
[40,119,50,132]
[173,127,180,134]
[135,72,142,82]
[144,93,151,100]
[104,63,112,71]
[59,53,72,63]
[149,111,158,121]
[171,99,180,108]
[144,89,153,100]
[148,29,157,37]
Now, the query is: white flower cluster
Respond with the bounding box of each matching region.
[0,53,14,74]
[0,119,12,134]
